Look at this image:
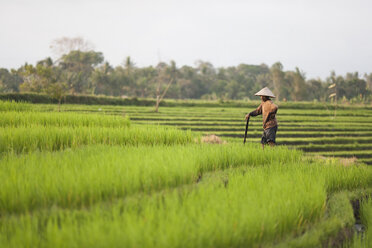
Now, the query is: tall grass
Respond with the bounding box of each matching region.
[1,160,370,248]
[0,111,130,128]
[0,125,194,153]
[294,157,372,193]
[0,164,327,248]
[0,144,301,214]
[1,144,370,216]
[0,100,31,112]
[360,199,372,247]
[348,199,372,248]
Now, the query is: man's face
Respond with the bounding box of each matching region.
[260,96,264,101]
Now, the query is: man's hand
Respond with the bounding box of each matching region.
[245,114,250,120]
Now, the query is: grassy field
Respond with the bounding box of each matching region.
[24,100,372,164]
[107,104,372,165]
[0,100,371,247]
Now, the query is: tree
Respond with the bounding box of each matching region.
[50,37,103,95]
[50,37,94,58]
[270,62,285,100]
[365,73,372,91]
[91,62,113,95]
[154,61,177,112]
[225,80,240,99]
[123,56,135,76]
[343,72,368,100]
[4,48,372,102]
[0,68,22,93]
[122,56,137,96]
[286,67,307,101]
[19,58,69,111]
[306,79,325,101]
[59,50,104,94]
[325,71,368,102]
[19,63,53,93]
[195,60,216,98]
[46,81,68,112]
[135,66,156,98]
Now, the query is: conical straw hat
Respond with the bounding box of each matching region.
[254,87,276,98]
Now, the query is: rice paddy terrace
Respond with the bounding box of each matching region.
[133,107,372,165]
[1,100,372,248]
[58,101,372,165]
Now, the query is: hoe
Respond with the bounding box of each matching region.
[243,116,250,144]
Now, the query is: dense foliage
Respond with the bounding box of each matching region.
[1,52,371,103]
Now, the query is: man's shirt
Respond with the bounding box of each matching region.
[249,100,278,129]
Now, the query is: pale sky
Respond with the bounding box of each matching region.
[0,0,371,79]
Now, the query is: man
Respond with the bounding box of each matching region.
[245,87,278,149]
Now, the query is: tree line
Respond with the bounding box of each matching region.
[1,38,371,104]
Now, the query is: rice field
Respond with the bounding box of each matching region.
[348,199,372,247]
[0,100,371,247]
[91,104,372,165]
[359,200,372,246]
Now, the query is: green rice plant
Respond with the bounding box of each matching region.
[359,158,372,164]
[210,130,372,139]
[0,100,31,112]
[311,151,372,161]
[1,161,370,248]
[278,137,372,145]
[347,199,372,248]
[359,199,372,246]
[12,102,371,168]
[296,143,372,152]
[0,163,327,248]
[6,93,372,110]
[17,102,372,118]
[132,120,372,128]
[0,125,194,153]
[0,111,130,128]
[0,141,370,248]
[126,111,372,119]
[299,161,372,193]
[0,144,301,214]
[176,125,372,133]
[129,115,372,123]
[0,143,370,216]
[195,144,302,172]
[275,190,356,248]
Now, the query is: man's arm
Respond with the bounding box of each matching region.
[249,104,263,116]
[245,104,262,120]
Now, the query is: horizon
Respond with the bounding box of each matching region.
[1,0,372,80]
